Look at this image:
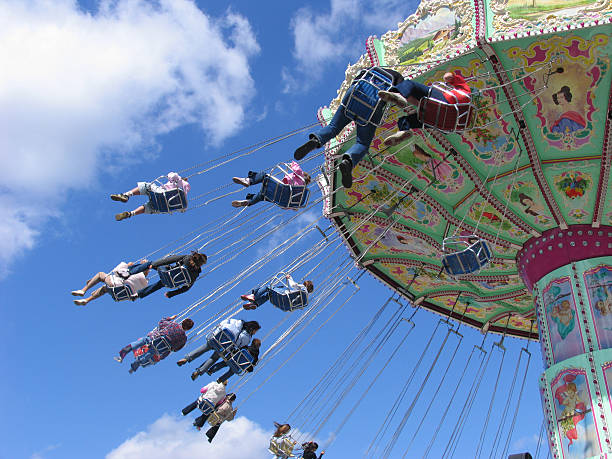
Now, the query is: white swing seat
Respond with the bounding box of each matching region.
[418,82,474,133]
[442,236,492,276]
[132,336,170,367]
[158,263,193,289]
[268,272,309,312]
[343,67,394,126]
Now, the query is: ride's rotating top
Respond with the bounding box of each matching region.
[319,0,612,339]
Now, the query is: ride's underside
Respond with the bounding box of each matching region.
[321,0,612,339]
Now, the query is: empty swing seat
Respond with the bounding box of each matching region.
[108,284,135,302]
[262,175,310,209]
[344,67,394,126]
[418,83,474,133]
[442,237,492,276]
[227,347,255,375]
[207,328,237,355]
[158,264,192,289]
[146,187,188,214]
[197,398,216,416]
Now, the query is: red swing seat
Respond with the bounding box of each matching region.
[417,83,474,133]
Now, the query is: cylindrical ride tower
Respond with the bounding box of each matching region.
[517,226,612,458]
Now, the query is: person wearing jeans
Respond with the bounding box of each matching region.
[176,319,261,381]
[293,66,404,189]
[241,274,314,310]
[115,315,194,373]
[231,162,311,208]
[205,339,261,383]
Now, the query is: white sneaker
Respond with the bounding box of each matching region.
[384,131,412,146]
[232,177,250,187]
[232,200,249,207]
[74,299,87,306]
[71,289,85,297]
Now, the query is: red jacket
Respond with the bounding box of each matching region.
[444,73,471,104]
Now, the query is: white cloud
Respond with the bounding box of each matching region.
[283,0,412,92]
[30,443,61,459]
[0,0,259,276]
[107,414,271,459]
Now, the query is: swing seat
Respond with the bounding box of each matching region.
[418,83,474,133]
[132,336,170,366]
[207,328,237,355]
[197,398,216,416]
[269,436,297,457]
[146,180,188,214]
[226,347,255,375]
[442,236,492,276]
[150,336,172,358]
[343,67,394,126]
[108,284,135,302]
[268,273,309,312]
[207,411,222,426]
[158,263,193,289]
[262,176,310,209]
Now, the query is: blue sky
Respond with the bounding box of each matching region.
[0,1,547,458]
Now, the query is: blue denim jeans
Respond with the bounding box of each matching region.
[184,340,213,362]
[311,83,383,167]
[252,284,271,306]
[394,80,445,102]
[244,171,268,205]
[137,280,164,298]
[128,262,151,275]
[207,360,235,383]
[128,336,154,372]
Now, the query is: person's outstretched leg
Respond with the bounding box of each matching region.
[111,185,141,203]
[215,368,235,383]
[177,342,213,367]
[192,352,221,380]
[206,361,228,375]
[206,424,221,442]
[74,285,106,306]
[137,280,164,299]
[182,400,198,416]
[193,414,206,429]
[73,272,106,296]
[128,261,152,275]
[295,87,354,160]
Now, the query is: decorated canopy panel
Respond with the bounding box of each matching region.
[321,0,612,339]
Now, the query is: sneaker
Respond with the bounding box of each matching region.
[115,211,131,221]
[71,289,85,297]
[110,193,129,203]
[294,137,320,160]
[231,200,249,208]
[241,294,254,301]
[384,131,412,146]
[114,356,123,363]
[177,359,187,367]
[243,303,258,310]
[232,177,251,187]
[74,299,87,306]
[378,90,409,108]
[339,158,353,189]
[191,371,200,381]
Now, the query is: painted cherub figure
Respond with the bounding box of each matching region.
[550,300,575,340]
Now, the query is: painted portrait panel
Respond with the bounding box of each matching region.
[584,265,612,349]
[551,369,599,458]
[543,277,584,363]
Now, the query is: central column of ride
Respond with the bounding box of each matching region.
[517,225,612,459]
